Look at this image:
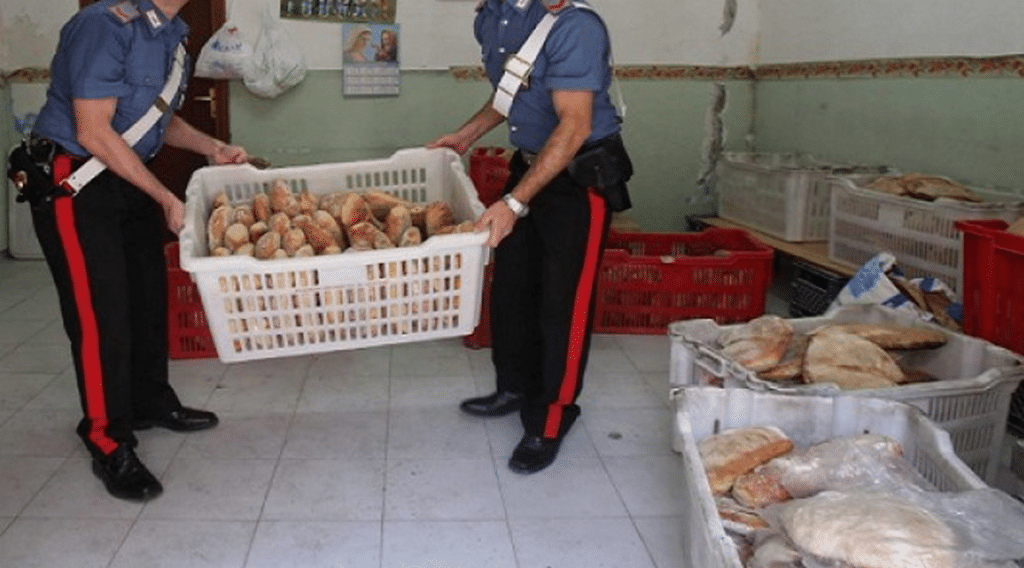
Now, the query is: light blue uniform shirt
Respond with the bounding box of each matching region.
[33,0,190,161]
[475,0,620,153]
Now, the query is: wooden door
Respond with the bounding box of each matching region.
[80,0,231,201]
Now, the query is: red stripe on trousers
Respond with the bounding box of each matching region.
[52,155,118,455]
[544,188,607,438]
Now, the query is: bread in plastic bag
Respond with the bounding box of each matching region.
[243,6,306,99]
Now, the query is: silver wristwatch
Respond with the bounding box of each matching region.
[502,193,529,218]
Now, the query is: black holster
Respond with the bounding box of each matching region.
[566,134,633,212]
[7,137,63,209]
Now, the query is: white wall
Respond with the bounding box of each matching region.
[756,0,1024,64]
[229,0,760,70]
[0,0,78,70]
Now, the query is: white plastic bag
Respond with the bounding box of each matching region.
[194,21,252,79]
[243,6,307,99]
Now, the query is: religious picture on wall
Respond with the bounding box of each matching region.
[281,0,397,24]
[343,23,401,96]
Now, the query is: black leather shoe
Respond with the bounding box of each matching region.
[459,391,524,417]
[133,407,219,432]
[508,434,562,474]
[92,445,163,501]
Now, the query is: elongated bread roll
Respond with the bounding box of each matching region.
[803,331,903,389]
[697,426,793,495]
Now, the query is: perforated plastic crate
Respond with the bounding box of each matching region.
[165,241,217,360]
[673,387,993,568]
[179,148,489,362]
[593,229,774,334]
[788,259,848,317]
[828,176,1023,298]
[716,152,889,242]
[669,304,1024,482]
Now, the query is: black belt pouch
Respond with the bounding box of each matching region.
[566,135,634,213]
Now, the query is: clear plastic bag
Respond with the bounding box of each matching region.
[243,6,307,99]
[194,21,252,80]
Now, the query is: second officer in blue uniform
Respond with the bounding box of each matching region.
[430,0,632,474]
[25,0,248,500]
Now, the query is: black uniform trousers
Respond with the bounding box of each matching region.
[31,154,181,460]
[490,151,612,440]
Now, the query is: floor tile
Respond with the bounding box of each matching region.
[0,517,132,568]
[509,517,656,568]
[0,456,63,517]
[390,340,474,377]
[498,456,627,519]
[22,370,79,411]
[140,458,276,521]
[634,515,688,568]
[577,371,663,409]
[387,407,491,460]
[20,457,157,519]
[388,373,477,410]
[0,344,71,375]
[205,374,304,414]
[617,333,672,373]
[110,520,255,568]
[282,411,388,460]
[0,373,54,411]
[177,413,291,460]
[307,346,391,379]
[297,373,389,413]
[583,407,676,457]
[385,458,505,521]
[585,345,645,377]
[261,458,385,521]
[0,409,80,457]
[245,520,381,568]
[382,520,517,568]
[603,454,686,517]
[0,319,48,346]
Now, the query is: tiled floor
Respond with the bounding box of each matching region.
[0,255,686,568]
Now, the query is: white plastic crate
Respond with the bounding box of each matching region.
[178,148,489,363]
[668,304,1024,483]
[673,387,1002,568]
[716,152,889,242]
[828,176,1024,298]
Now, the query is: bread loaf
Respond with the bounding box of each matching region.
[207,205,231,251]
[757,334,810,382]
[731,464,791,509]
[254,231,282,260]
[224,223,250,251]
[363,190,414,220]
[697,426,794,495]
[424,201,455,236]
[803,331,903,389]
[810,323,946,350]
[384,204,412,245]
[338,193,373,228]
[252,192,271,222]
[270,179,300,217]
[718,315,794,372]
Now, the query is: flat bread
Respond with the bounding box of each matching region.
[803,331,903,390]
[781,491,957,568]
[698,426,794,495]
[809,323,946,350]
[715,495,769,532]
[757,334,810,382]
[719,315,794,372]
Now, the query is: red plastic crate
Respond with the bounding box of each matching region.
[462,262,494,349]
[957,219,1024,354]
[468,147,511,207]
[593,229,775,334]
[165,241,217,359]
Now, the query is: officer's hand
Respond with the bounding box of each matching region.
[163,198,186,235]
[426,134,471,156]
[475,200,516,248]
[211,144,249,165]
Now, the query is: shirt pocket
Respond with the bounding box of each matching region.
[121,59,164,115]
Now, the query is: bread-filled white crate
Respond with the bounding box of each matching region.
[179,148,489,363]
[828,176,1024,298]
[716,152,890,242]
[673,387,1023,568]
[669,304,1024,483]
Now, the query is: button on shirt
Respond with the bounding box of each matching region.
[33,0,190,161]
[475,0,620,153]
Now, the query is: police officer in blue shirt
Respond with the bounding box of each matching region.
[22,0,247,501]
[429,0,632,474]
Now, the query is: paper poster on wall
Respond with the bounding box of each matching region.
[343,23,400,96]
[281,0,396,24]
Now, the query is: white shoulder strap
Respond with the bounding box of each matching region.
[491,3,626,119]
[63,43,188,193]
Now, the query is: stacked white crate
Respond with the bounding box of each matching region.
[178,148,489,363]
[827,175,1024,298]
[669,304,1024,483]
[674,387,1022,568]
[716,152,890,242]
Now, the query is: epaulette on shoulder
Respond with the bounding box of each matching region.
[107,1,142,24]
[542,0,574,14]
